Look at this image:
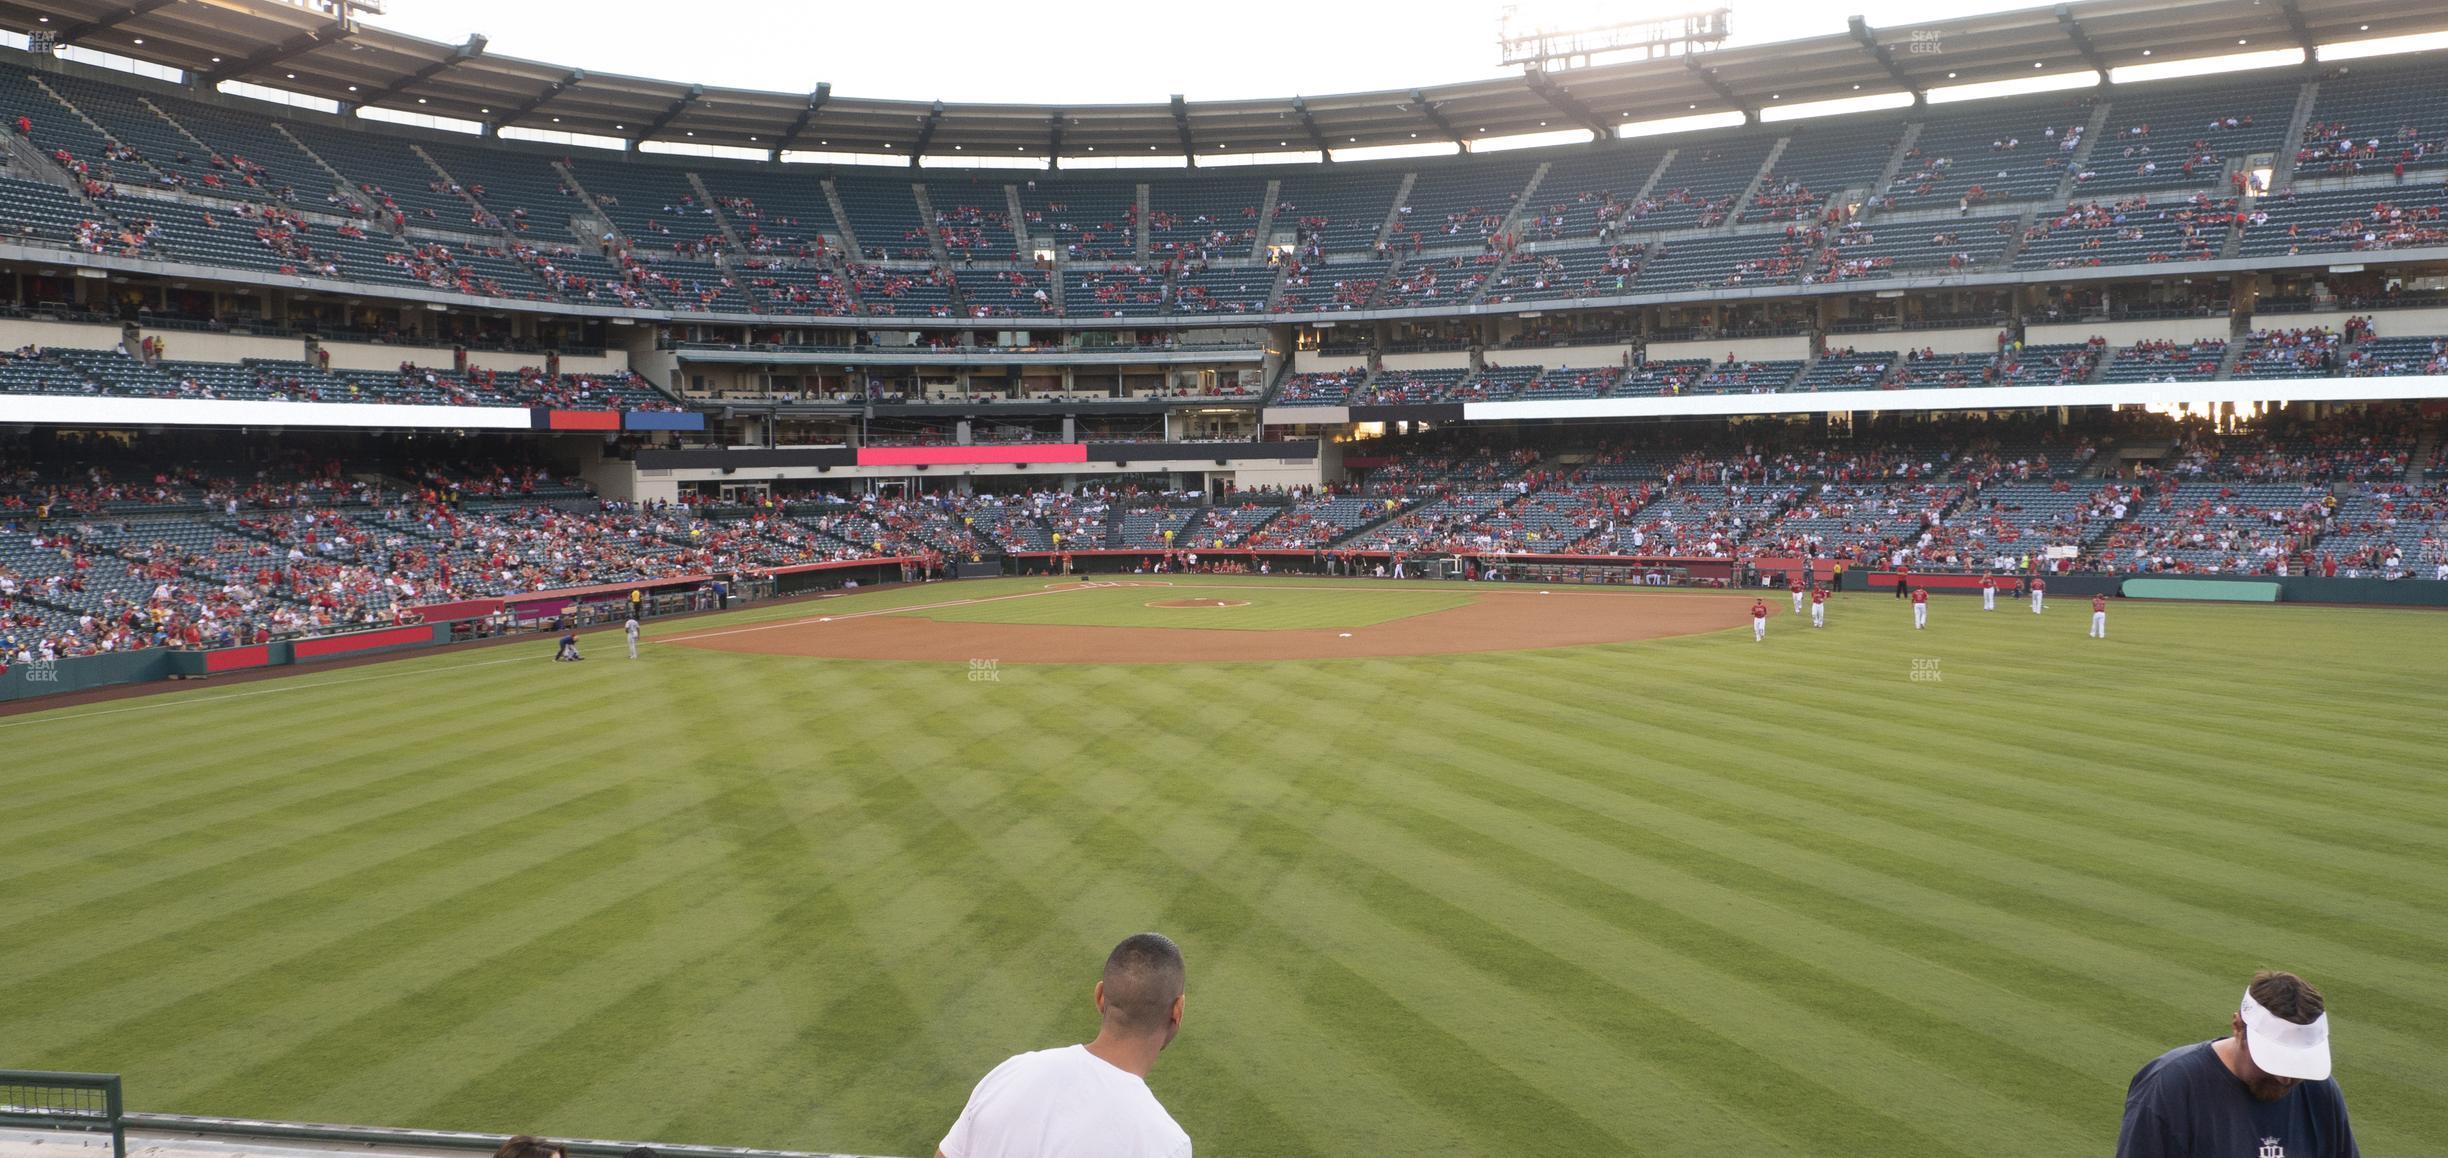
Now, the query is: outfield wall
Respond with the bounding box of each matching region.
[0,560,916,706]
[1840,570,2448,606]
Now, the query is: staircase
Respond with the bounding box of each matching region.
[2405,425,2437,484]
[2217,206,2249,259]
[1466,247,1518,305]
[550,159,624,247]
[29,75,163,185]
[0,123,76,187]
[686,171,748,252]
[1631,149,1677,203]
[1491,161,1551,240]
[1261,255,1295,310]
[2052,101,2112,202]
[138,97,218,164]
[2083,345,2114,384]
[1329,495,1431,547]
[1248,177,1282,260]
[408,144,501,232]
[2213,334,2249,380]
[1725,137,1787,222]
[1002,182,1031,259]
[910,182,955,265]
[1993,204,2043,268]
[270,122,373,223]
[1867,124,1922,206]
[2271,79,2321,191]
[821,178,863,258]
[1362,250,1405,309]
[1132,182,1152,261]
[1371,171,1417,251]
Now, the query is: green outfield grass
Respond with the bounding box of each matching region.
[4,577,2444,1158]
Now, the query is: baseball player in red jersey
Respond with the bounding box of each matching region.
[2090,592,2108,638]
[1751,598,1769,642]
[1790,573,1806,614]
[2031,574,2047,614]
[1810,584,1828,628]
[1911,585,1929,629]
[1980,573,1998,611]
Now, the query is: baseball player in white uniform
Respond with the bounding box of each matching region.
[1809,585,1827,628]
[2030,576,2046,614]
[1980,574,1997,611]
[625,615,640,659]
[1751,599,1768,642]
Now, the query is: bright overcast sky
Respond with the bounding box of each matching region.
[358,0,2056,105]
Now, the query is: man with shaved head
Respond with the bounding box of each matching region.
[938,932,1191,1158]
[2115,970,2359,1157]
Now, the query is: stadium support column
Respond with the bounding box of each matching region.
[1063,416,1076,442]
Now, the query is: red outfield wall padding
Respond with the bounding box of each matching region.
[857,444,1088,467]
[292,624,436,659]
[203,645,274,672]
[544,409,623,431]
[412,597,504,621]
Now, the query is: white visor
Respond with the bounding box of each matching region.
[2240,989,2331,1081]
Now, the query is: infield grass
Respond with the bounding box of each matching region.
[2,576,2443,1158]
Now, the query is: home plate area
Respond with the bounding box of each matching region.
[670,579,1751,664]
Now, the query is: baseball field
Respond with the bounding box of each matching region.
[3,576,2443,1158]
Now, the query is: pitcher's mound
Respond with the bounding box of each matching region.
[1148,598,1250,609]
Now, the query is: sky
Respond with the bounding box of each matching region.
[354,0,2061,106]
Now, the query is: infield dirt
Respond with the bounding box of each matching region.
[668,581,1752,663]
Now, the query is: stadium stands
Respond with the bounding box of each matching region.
[2,46,2447,335]
[6,402,2447,664]
[1018,176,1138,260]
[1883,91,2091,211]
[2079,75,2294,195]
[2292,56,2448,179]
[1275,169,1401,255]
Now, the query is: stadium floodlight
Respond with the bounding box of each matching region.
[1499,6,1730,70]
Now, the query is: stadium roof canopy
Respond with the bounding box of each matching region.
[1,0,2443,163]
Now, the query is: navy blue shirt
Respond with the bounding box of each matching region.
[2117,1040,2358,1158]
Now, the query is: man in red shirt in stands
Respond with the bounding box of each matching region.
[2090,592,2109,639]
[1810,584,1828,629]
[1751,598,1768,643]
[1911,585,1929,630]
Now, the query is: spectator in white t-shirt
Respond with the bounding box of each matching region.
[938,932,1191,1158]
